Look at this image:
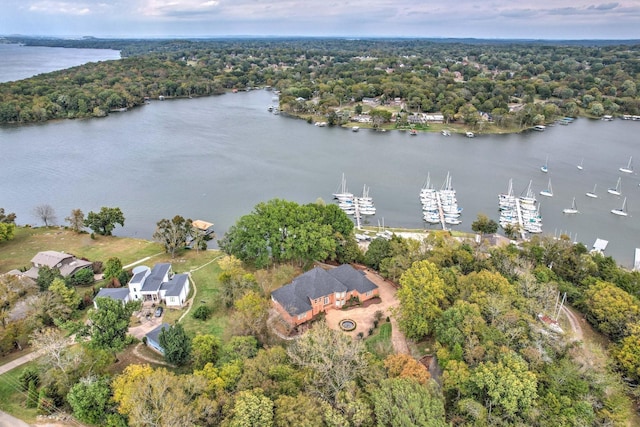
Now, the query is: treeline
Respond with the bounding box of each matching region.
[1,38,640,126]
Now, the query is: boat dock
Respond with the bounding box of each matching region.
[434,191,447,231]
[514,199,527,240]
[591,238,608,254]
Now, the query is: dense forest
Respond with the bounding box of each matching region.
[3,199,640,426]
[1,37,639,128]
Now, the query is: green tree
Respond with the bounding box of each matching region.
[364,237,392,270]
[0,222,15,242]
[228,389,274,427]
[65,208,85,233]
[0,208,16,224]
[371,378,447,427]
[274,394,324,427]
[36,266,63,291]
[471,350,537,419]
[49,277,80,311]
[396,260,447,339]
[191,334,221,369]
[67,376,113,425]
[85,207,125,236]
[159,323,192,366]
[82,297,140,358]
[471,213,498,237]
[103,257,124,283]
[153,215,193,258]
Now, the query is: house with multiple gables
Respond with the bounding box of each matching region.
[23,250,93,280]
[93,263,190,309]
[271,264,379,326]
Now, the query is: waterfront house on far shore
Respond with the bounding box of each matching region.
[271,264,379,327]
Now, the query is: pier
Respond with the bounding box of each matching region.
[434,191,447,231]
[514,199,527,240]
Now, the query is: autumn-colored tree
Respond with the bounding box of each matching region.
[65,208,85,233]
[383,353,431,384]
[48,278,80,312]
[287,321,367,404]
[231,290,270,343]
[112,364,209,427]
[396,260,447,339]
[584,280,640,339]
[274,394,324,427]
[228,389,274,427]
[236,346,303,399]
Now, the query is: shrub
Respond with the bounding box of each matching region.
[192,305,212,321]
[368,328,374,336]
[357,332,364,339]
[374,310,384,322]
[19,366,40,391]
[373,320,379,329]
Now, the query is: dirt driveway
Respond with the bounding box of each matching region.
[325,270,409,354]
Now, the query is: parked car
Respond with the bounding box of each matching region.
[154,306,163,317]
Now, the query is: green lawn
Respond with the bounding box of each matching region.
[0,363,40,423]
[365,322,393,359]
[154,250,230,339]
[0,226,163,272]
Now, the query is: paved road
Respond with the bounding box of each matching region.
[0,349,45,376]
[0,410,32,427]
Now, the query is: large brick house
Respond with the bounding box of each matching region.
[271,264,379,326]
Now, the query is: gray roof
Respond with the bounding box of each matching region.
[160,274,189,297]
[146,322,171,345]
[130,269,149,284]
[327,264,378,294]
[271,265,378,317]
[140,263,171,293]
[30,251,72,267]
[94,287,130,301]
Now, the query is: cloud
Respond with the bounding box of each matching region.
[29,1,94,15]
[588,2,619,11]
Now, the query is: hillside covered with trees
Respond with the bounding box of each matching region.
[1,37,639,129]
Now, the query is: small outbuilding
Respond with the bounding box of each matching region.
[145,323,170,354]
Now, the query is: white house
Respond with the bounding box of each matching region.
[93,263,190,308]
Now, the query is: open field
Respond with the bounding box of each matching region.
[0,226,164,273]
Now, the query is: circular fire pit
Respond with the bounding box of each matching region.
[339,319,357,331]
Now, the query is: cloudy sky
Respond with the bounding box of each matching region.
[1,0,639,39]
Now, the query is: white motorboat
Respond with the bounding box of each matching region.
[465,131,475,138]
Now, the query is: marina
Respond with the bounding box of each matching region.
[420,173,463,231]
[3,89,640,267]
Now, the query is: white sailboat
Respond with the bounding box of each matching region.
[607,177,622,196]
[577,158,584,170]
[586,184,598,198]
[541,155,549,173]
[333,173,353,201]
[611,197,629,216]
[563,197,579,214]
[540,178,553,197]
[620,156,633,174]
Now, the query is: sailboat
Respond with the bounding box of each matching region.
[540,178,553,197]
[563,197,579,214]
[607,177,622,196]
[541,155,549,173]
[586,184,598,198]
[577,158,584,170]
[611,197,628,216]
[620,156,633,174]
[333,173,353,201]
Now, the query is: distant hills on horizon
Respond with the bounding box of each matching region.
[2,34,640,46]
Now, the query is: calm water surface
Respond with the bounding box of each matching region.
[0,44,120,83]
[1,47,639,267]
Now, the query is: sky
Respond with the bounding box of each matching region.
[1,0,639,40]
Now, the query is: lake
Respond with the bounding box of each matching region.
[1,46,640,267]
[0,44,121,83]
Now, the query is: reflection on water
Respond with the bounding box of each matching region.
[2,90,640,267]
